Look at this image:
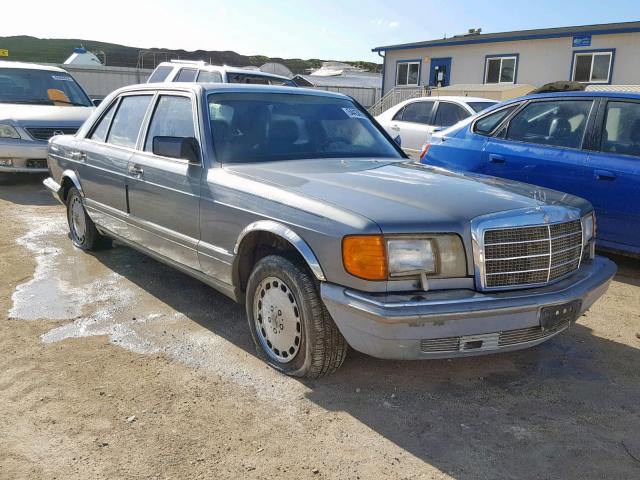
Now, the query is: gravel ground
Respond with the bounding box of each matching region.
[1,176,639,480]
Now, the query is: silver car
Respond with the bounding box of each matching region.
[0,61,94,182]
[44,83,615,377]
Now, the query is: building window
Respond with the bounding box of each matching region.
[396,61,420,86]
[572,51,614,84]
[484,55,517,84]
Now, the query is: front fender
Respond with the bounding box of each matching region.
[234,220,326,281]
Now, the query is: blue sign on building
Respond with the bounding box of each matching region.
[572,35,592,47]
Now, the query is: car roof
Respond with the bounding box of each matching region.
[155,61,291,81]
[116,82,350,100]
[515,90,640,102]
[0,60,68,72]
[395,95,498,108]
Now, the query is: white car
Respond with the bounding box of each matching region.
[0,61,94,182]
[147,60,296,86]
[375,96,498,159]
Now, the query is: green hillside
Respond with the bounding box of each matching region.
[0,36,381,74]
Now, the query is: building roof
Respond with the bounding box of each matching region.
[293,74,381,88]
[373,21,640,52]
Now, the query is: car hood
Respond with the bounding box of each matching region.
[224,158,591,233]
[0,104,93,125]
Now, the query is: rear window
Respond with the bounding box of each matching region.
[148,65,173,83]
[227,73,295,86]
[467,101,498,113]
[175,68,198,82]
[208,92,401,163]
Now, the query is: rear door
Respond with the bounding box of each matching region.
[126,91,203,270]
[482,98,594,190]
[387,100,436,159]
[586,98,640,252]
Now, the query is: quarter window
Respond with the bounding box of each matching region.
[484,56,517,84]
[106,95,153,148]
[396,62,420,86]
[474,105,519,135]
[572,51,613,83]
[148,65,173,83]
[144,95,196,153]
[90,101,117,142]
[394,101,435,124]
[175,68,198,82]
[197,70,223,83]
[434,102,469,127]
[601,101,640,157]
[505,100,593,149]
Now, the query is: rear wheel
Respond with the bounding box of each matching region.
[66,187,109,250]
[246,255,347,378]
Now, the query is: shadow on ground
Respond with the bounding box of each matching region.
[89,242,640,479]
[0,174,57,206]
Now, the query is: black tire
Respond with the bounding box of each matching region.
[66,187,109,250]
[246,255,348,378]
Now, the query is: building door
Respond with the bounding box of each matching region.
[429,58,452,87]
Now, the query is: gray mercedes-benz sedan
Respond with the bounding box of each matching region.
[44,83,616,377]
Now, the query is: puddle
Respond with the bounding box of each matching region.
[10,211,307,405]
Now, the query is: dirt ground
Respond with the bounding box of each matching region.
[1,176,639,480]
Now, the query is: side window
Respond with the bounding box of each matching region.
[148,65,173,83]
[505,100,593,149]
[174,68,198,82]
[106,95,153,148]
[601,101,640,157]
[474,105,519,135]
[227,73,270,85]
[89,100,117,142]
[144,95,196,153]
[397,101,435,124]
[434,102,469,127]
[197,70,223,83]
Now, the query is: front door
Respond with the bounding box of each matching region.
[429,58,452,87]
[126,92,203,270]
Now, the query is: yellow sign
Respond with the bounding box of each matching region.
[0,49,8,57]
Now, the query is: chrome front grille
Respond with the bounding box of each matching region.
[482,219,583,289]
[25,127,77,141]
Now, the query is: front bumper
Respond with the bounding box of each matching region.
[321,256,616,360]
[0,141,48,173]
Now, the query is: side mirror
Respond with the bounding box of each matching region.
[152,136,200,164]
[92,98,102,107]
[393,134,402,147]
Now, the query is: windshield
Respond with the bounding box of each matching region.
[227,73,296,87]
[467,101,498,113]
[0,68,92,106]
[208,92,402,163]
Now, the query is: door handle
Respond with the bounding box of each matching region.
[594,169,616,181]
[489,154,505,164]
[128,165,144,177]
[70,151,86,161]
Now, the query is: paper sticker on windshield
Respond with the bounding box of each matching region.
[52,75,73,81]
[342,107,366,119]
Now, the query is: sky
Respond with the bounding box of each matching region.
[4,0,639,62]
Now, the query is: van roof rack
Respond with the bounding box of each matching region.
[169,59,207,65]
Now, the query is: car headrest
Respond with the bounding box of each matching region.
[549,117,571,138]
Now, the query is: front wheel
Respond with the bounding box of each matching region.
[66,187,109,250]
[246,255,348,378]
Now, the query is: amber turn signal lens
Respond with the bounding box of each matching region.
[342,235,387,281]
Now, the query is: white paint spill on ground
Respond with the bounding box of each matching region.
[10,210,308,404]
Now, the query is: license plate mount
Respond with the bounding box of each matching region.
[539,300,582,331]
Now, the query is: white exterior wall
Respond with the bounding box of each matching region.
[57,64,153,98]
[382,32,640,94]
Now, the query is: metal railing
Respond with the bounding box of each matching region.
[368,86,427,116]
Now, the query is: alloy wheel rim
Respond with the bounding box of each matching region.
[70,196,87,244]
[253,276,301,363]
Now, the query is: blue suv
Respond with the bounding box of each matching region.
[423,92,640,256]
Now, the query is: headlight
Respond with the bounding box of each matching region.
[582,212,595,245]
[342,234,467,280]
[0,124,20,139]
